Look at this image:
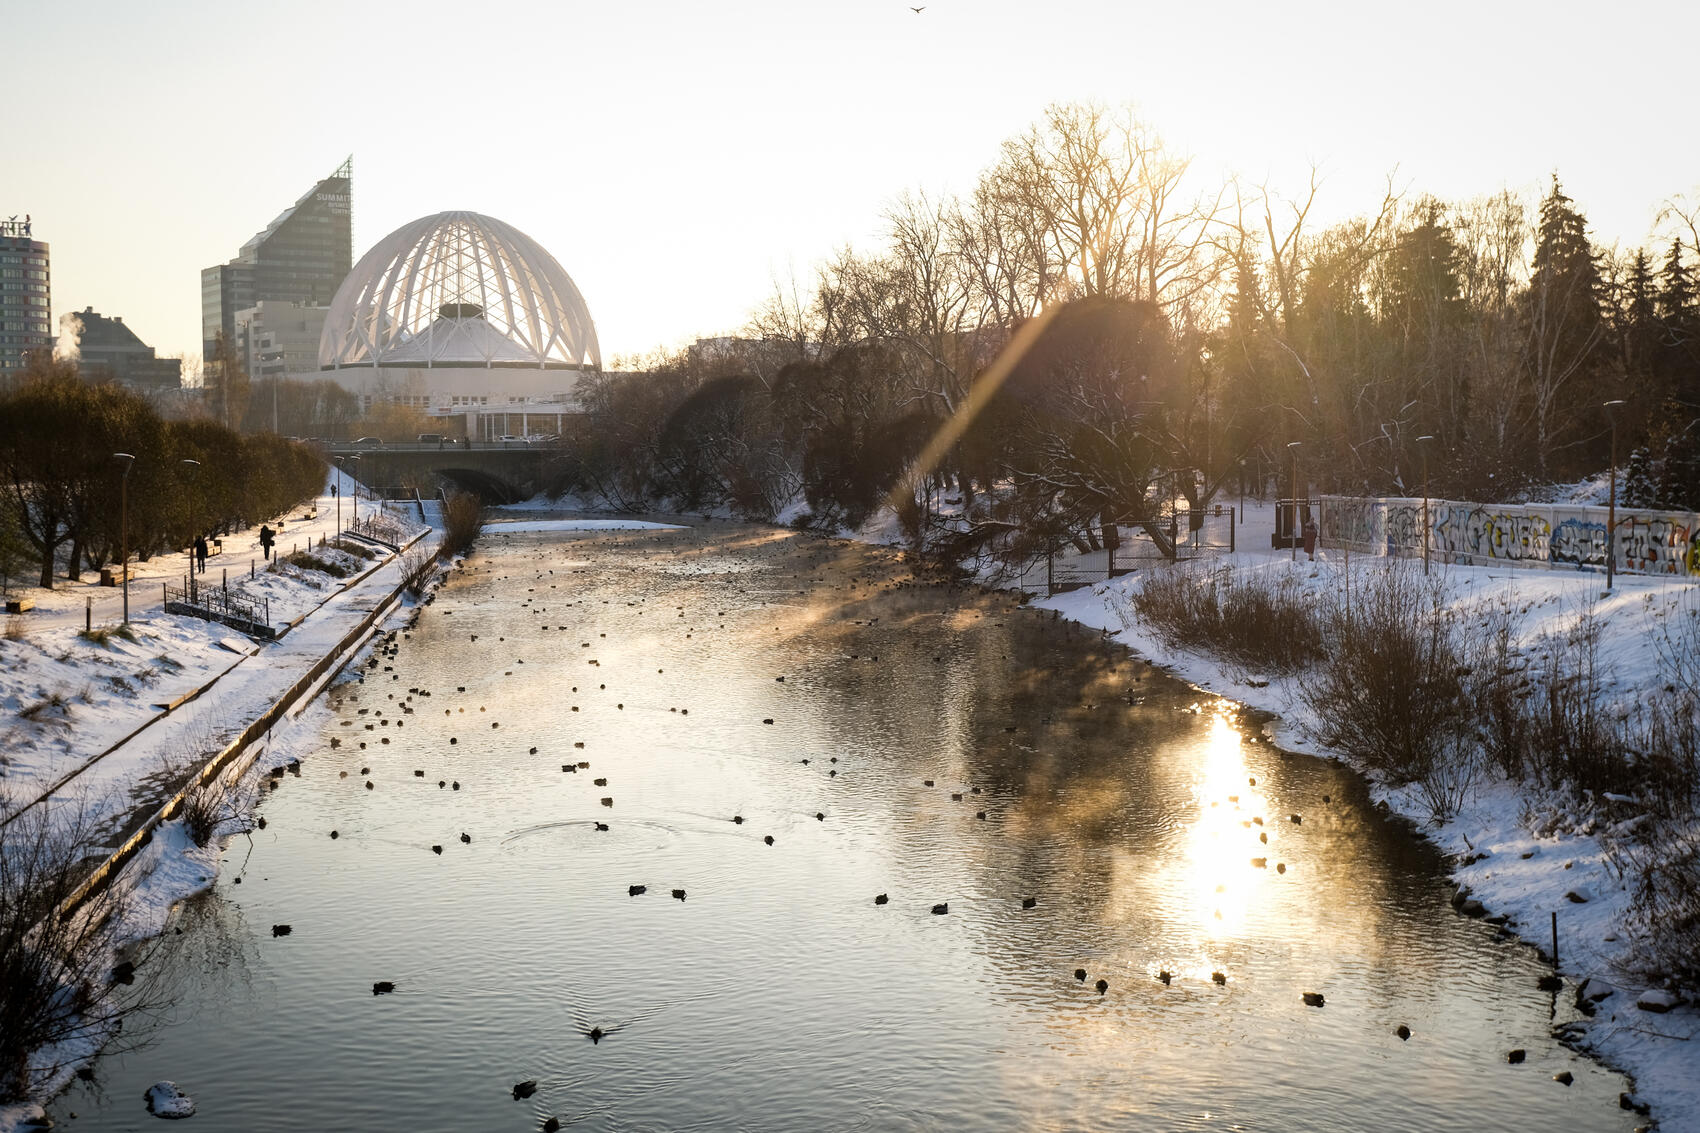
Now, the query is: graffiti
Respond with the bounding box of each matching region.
[1551,518,1608,569]
[1615,515,1694,575]
[1384,504,1423,553]
[1320,495,1699,578]
[1447,508,1550,562]
[1322,499,1378,548]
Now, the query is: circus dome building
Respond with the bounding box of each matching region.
[312,211,600,438]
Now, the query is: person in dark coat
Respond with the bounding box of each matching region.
[193,534,208,574]
[259,524,275,561]
[1302,517,1319,561]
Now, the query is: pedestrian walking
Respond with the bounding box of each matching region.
[194,534,208,574]
[1302,516,1319,562]
[259,524,276,562]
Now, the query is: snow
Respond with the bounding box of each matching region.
[1031,497,1700,1130]
[484,518,686,533]
[143,1081,195,1118]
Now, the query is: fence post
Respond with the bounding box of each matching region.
[1108,528,1116,577]
[1046,550,1054,596]
[1230,507,1236,554]
[85,597,92,634]
[251,560,255,580]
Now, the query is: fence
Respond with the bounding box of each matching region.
[1315,495,1700,579]
[1030,506,1241,594]
[348,507,410,549]
[162,576,274,638]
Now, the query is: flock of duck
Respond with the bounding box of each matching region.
[240,524,1590,1128]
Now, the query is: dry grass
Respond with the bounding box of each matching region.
[1129,563,1323,674]
[437,492,486,561]
[1302,562,1473,806]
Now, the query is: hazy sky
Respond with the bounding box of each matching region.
[5,0,1696,364]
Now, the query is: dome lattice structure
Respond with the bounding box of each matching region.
[319,211,600,370]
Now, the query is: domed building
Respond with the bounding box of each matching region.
[313,211,600,438]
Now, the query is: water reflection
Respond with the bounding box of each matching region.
[51,523,1635,1132]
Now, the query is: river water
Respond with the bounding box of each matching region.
[51,521,1637,1131]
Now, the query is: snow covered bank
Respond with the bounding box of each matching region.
[484,518,686,533]
[1037,541,1699,1131]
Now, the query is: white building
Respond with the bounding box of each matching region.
[236,301,328,381]
[303,211,600,438]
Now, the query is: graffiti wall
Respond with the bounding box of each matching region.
[1317,496,1700,579]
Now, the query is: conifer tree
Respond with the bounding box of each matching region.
[1522,176,1604,477]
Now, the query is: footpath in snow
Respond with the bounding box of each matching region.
[0,470,426,836]
[2,472,437,1129]
[1025,498,1698,1131]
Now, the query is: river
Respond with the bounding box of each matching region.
[49,520,1637,1131]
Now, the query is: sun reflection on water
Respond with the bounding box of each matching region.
[1167,706,1274,975]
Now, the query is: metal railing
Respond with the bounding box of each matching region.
[1031,507,1240,594]
[162,575,274,638]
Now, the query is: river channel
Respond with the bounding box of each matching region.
[51,520,1637,1131]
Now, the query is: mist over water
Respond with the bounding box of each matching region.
[53,523,1635,1131]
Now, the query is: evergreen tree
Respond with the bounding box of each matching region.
[1658,239,1699,392]
[1621,444,1658,508]
[1658,423,1700,511]
[1522,176,1605,477]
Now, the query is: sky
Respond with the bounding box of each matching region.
[5,0,1697,366]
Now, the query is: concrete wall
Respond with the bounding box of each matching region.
[1317,496,1700,578]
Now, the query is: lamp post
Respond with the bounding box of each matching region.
[180,458,202,599]
[113,453,134,624]
[1603,400,1625,593]
[349,453,363,533]
[1286,440,1302,563]
[1416,435,1435,575]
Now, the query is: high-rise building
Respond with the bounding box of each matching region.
[201,158,352,362]
[0,215,51,375]
[63,307,182,394]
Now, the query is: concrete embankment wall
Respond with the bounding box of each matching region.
[59,531,432,919]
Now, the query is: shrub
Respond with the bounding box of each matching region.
[0,800,129,1102]
[1302,562,1471,791]
[1127,563,1323,673]
[1615,821,1700,988]
[437,492,485,560]
[283,550,350,578]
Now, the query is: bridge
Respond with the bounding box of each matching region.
[320,440,557,503]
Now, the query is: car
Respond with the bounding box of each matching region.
[417,433,445,444]
[353,436,382,446]
[496,435,520,442]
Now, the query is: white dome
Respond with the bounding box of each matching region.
[319,211,600,370]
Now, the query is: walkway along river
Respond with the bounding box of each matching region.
[50,521,1640,1131]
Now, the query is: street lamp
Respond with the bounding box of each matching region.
[180,459,201,579]
[333,456,345,535]
[1286,440,1302,563]
[1416,436,1435,575]
[1603,400,1626,593]
[349,453,363,532]
[113,453,134,624]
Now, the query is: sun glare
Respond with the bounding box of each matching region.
[1175,708,1272,950]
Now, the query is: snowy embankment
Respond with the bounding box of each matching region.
[1026,504,1698,1131]
[1,471,436,1130]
